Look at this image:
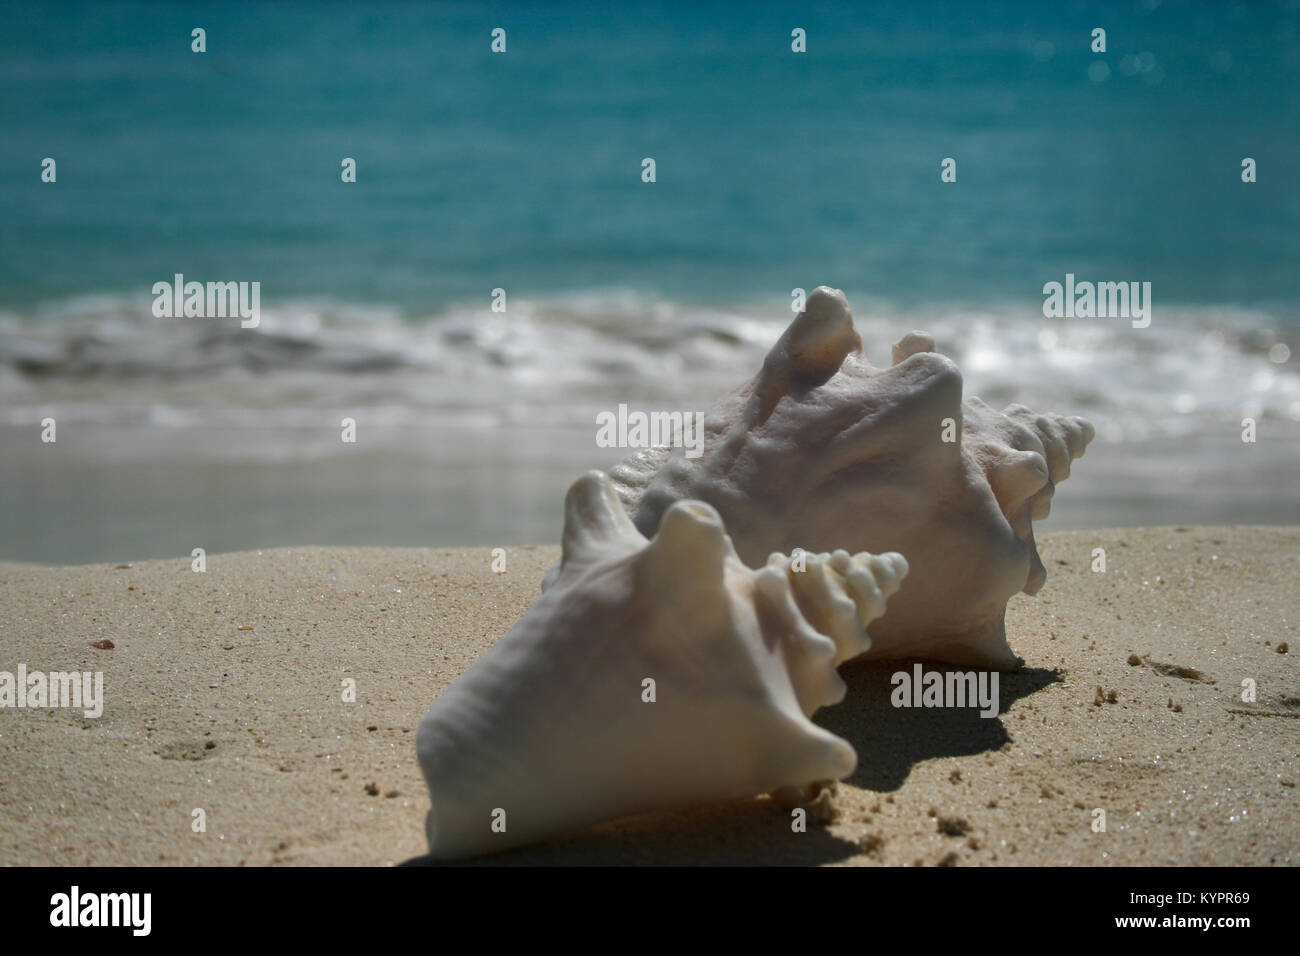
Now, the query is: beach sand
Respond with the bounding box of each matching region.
[0,526,1295,866]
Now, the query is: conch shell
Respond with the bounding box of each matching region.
[607,286,1094,670]
[417,470,907,859]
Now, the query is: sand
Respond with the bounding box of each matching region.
[0,526,1295,866]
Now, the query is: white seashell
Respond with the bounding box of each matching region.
[606,286,1094,670]
[417,470,906,860]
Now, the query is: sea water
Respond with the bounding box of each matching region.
[1,1,1297,561]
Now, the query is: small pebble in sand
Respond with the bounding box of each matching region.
[1094,686,1119,705]
[89,640,114,650]
[936,852,960,866]
[857,833,885,855]
[364,782,380,796]
[936,815,970,837]
[1127,654,1143,666]
[385,790,399,798]
[237,625,254,631]
[803,788,840,825]
[1277,642,1289,654]
[1148,660,1204,681]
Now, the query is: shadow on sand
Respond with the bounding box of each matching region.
[401,660,1059,866]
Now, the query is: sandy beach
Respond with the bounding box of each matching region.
[0,525,1295,867]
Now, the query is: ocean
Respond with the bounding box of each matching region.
[1,0,1298,562]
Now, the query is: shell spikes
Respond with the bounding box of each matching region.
[416,471,907,860]
[608,286,1093,670]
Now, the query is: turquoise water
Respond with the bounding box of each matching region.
[2,0,1298,309]
[1,0,1298,561]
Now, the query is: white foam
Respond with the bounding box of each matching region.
[1,291,1296,456]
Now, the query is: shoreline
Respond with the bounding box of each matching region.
[4,428,1299,566]
[0,526,1295,865]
